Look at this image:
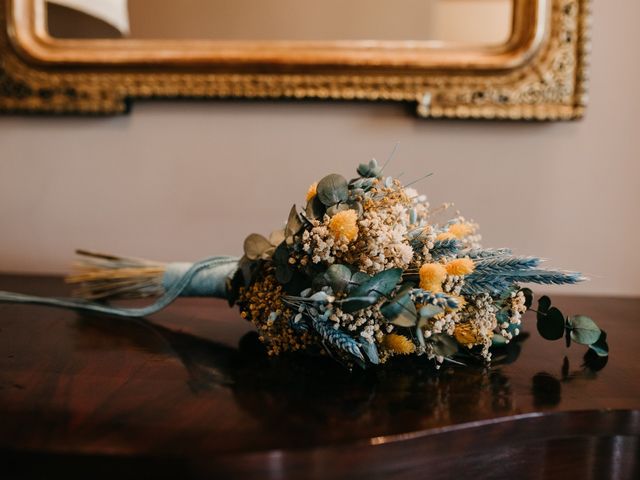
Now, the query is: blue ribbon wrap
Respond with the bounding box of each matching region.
[0,256,239,318]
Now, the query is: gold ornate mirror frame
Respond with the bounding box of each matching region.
[0,0,590,119]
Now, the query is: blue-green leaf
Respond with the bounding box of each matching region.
[381,294,417,327]
[588,330,609,357]
[537,306,565,341]
[317,173,348,206]
[568,315,601,345]
[347,271,371,292]
[349,268,402,300]
[537,295,552,314]
[338,296,377,313]
[419,304,444,319]
[324,264,352,293]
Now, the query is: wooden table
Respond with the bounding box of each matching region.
[1,274,639,479]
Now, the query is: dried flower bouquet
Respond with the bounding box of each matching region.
[0,159,608,369]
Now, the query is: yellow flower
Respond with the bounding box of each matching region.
[384,334,416,355]
[436,232,455,241]
[328,210,359,242]
[306,182,318,202]
[419,263,447,292]
[454,323,481,346]
[445,258,475,276]
[448,222,475,239]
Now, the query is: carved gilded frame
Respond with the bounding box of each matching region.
[0,0,590,119]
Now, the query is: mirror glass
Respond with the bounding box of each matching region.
[45,0,513,46]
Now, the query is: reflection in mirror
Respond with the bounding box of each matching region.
[46,0,513,45]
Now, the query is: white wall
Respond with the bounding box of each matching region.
[1,0,639,296]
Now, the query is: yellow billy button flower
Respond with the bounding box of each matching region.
[436,232,455,241]
[306,182,318,202]
[454,323,481,347]
[328,209,359,242]
[384,334,416,355]
[448,222,475,239]
[445,258,475,276]
[419,262,447,292]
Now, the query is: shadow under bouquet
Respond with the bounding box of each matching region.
[0,159,608,368]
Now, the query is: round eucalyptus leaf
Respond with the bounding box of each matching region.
[537,295,552,314]
[325,264,352,293]
[584,348,609,371]
[317,173,349,206]
[568,315,601,345]
[588,330,609,357]
[243,233,273,260]
[536,306,565,340]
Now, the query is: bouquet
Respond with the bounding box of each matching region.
[0,158,608,368]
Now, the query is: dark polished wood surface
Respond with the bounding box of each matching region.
[1,274,639,479]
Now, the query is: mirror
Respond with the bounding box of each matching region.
[46,0,514,46]
[1,0,590,120]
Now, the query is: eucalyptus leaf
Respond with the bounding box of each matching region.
[347,200,364,218]
[538,295,552,314]
[338,296,378,314]
[588,330,609,357]
[243,233,273,261]
[381,294,417,327]
[349,268,402,300]
[419,304,444,319]
[311,271,329,290]
[317,173,349,206]
[273,243,293,283]
[269,229,286,247]
[285,205,303,238]
[357,158,382,178]
[325,264,352,294]
[537,306,565,341]
[348,271,371,292]
[430,334,458,358]
[305,194,325,221]
[568,315,601,345]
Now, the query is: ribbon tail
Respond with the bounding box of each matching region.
[0,256,238,318]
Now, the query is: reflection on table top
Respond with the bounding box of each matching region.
[1,274,639,479]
